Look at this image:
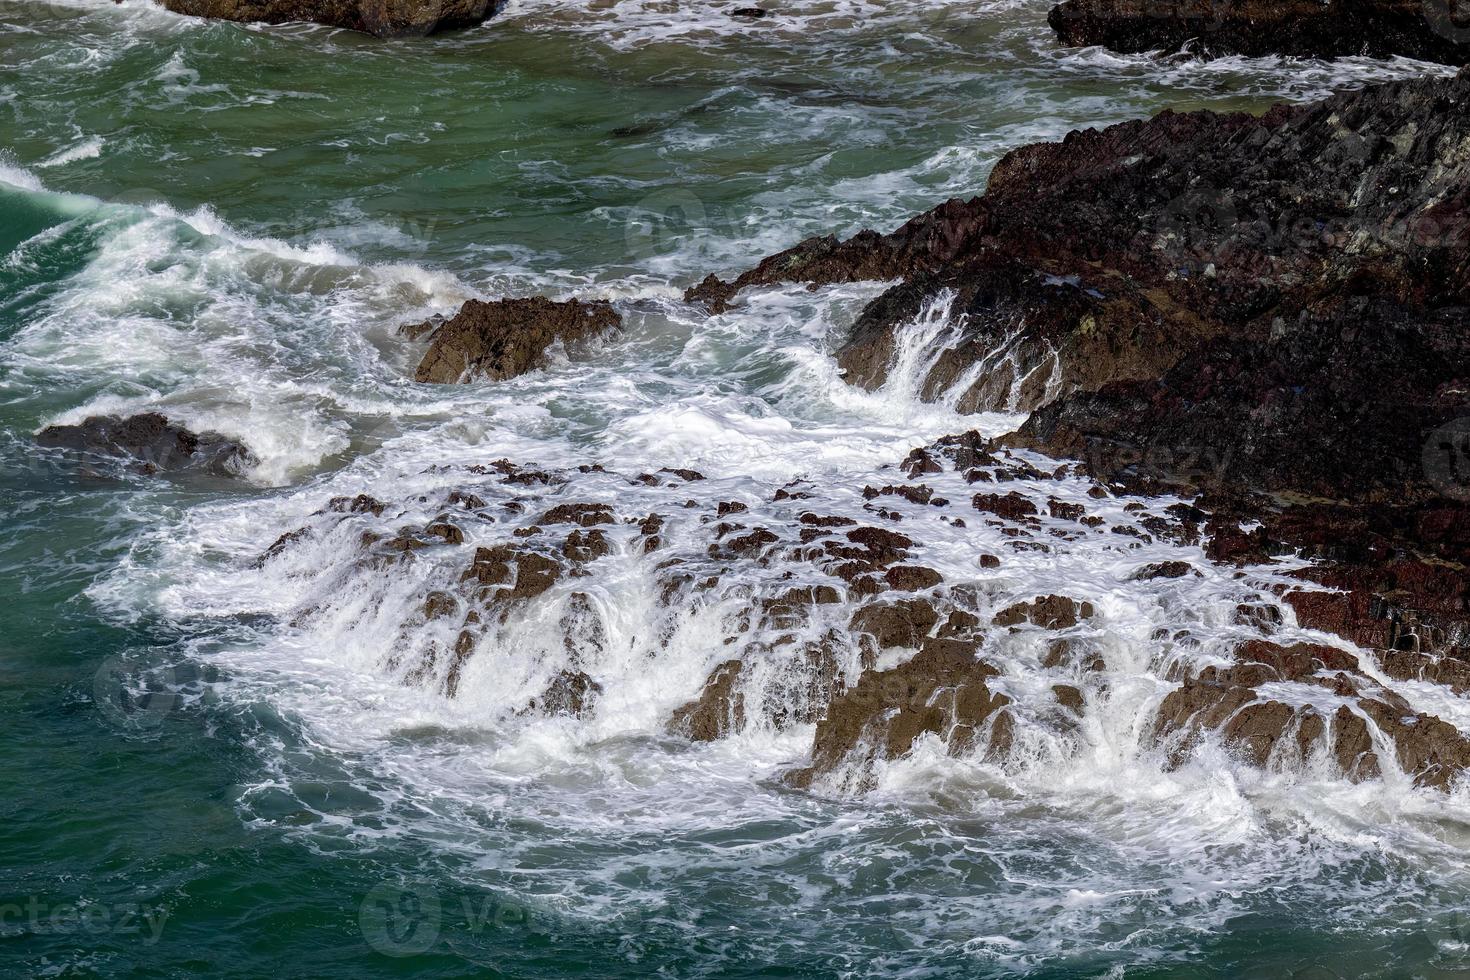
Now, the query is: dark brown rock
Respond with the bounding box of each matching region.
[787,637,1011,788]
[539,502,615,527]
[1048,0,1470,64]
[37,413,255,477]
[973,492,1038,522]
[884,565,943,592]
[159,0,503,37]
[993,595,1094,630]
[407,297,621,384]
[668,660,746,741]
[849,599,940,651]
[527,670,602,719]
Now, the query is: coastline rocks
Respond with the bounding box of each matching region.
[255,436,1470,793]
[693,70,1470,422]
[402,297,621,384]
[157,0,503,37]
[685,71,1470,795]
[786,636,1012,791]
[1047,0,1470,64]
[1154,640,1470,789]
[36,412,255,477]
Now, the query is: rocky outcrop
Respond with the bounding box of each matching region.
[675,70,1470,792]
[402,297,621,384]
[157,0,503,37]
[786,635,1012,791]
[1047,0,1470,64]
[1154,639,1470,789]
[692,70,1470,421]
[36,412,255,477]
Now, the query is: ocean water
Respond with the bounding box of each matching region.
[2,2,1468,976]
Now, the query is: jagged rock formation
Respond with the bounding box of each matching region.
[157,0,503,37]
[675,69,1470,790]
[1047,0,1470,64]
[36,412,255,477]
[401,296,622,384]
[245,422,1470,795]
[690,69,1470,418]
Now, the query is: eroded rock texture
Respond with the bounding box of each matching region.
[1048,0,1470,64]
[403,296,621,384]
[159,0,502,37]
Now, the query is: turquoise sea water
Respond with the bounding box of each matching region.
[3,2,1469,976]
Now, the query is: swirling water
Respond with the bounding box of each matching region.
[1,1,1467,976]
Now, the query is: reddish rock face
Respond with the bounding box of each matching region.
[786,636,1012,791]
[159,0,503,37]
[404,296,621,384]
[669,661,746,742]
[1047,0,1470,64]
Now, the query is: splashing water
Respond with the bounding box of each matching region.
[2,2,1468,977]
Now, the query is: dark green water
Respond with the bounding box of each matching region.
[3,2,1469,977]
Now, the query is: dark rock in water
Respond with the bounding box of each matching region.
[697,69,1470,425]
[539,502,616,527]
[1048,0,1470,64]
[157,0,503,37]
[669,660,746,741]
[993,595,1094,630]
[786,636,1012,791]
[36,412,255,478]
[403,296,621,384]
[527,670,602,719]
[254,527,312,567]
[1154,639,1470,788]
[1132,561,1194,581]
[849,599,939,652]
[730,6,767,18]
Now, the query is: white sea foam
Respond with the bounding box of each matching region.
[9,3,1470,969]
[36,136,104,168]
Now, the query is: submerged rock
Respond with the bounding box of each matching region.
[403,296,621,384]
[36,412,255,477]
[157,0,503,37]
[1048,0,1470,64]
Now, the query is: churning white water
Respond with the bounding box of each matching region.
[4,3,1469,972]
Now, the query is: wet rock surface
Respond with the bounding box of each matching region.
[157,0,503,37]
[403,296,622,384]
[36,412,256,477]
[696,69,1470,422]
[242,73,1470,795]
[250,424,1470,794]
[1047,0,1470,64]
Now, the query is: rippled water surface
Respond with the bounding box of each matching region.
[2,2,1466,976]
